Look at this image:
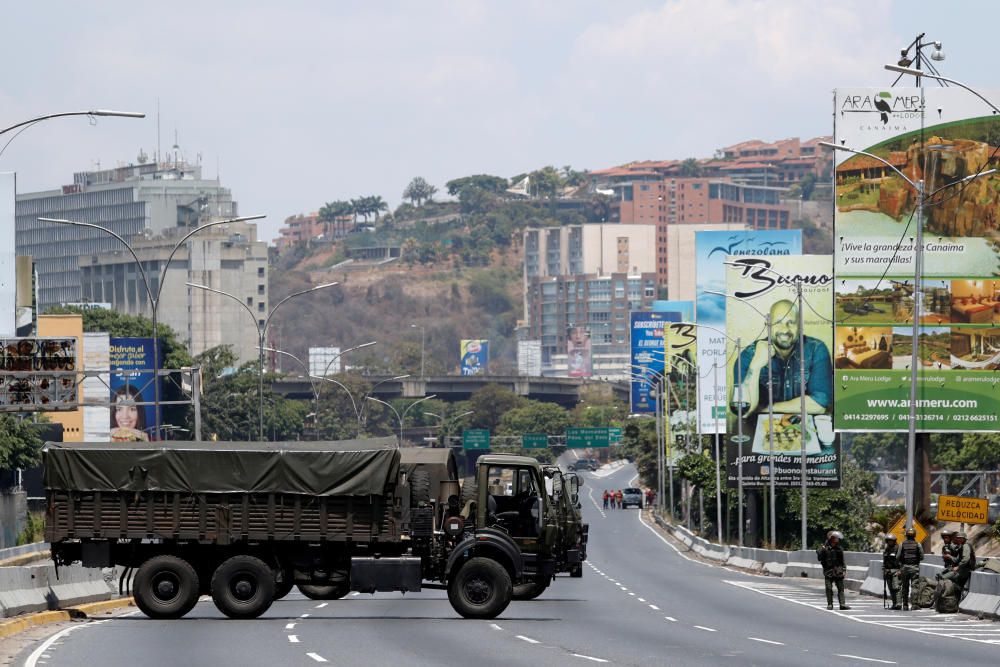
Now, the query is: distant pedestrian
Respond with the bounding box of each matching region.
[882,534,901,610]
[897,527,924,610]
[602,490,609,509]
[817,530,851,610]
[615,489,623,509]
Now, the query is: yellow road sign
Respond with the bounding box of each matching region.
[936,495,990,525]
[888,516,927,544]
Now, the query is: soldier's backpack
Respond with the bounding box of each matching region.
[911,577,936,609]
[935,579,960,614]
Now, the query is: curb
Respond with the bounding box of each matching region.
[0,597,134,640]
[0,553,48,568]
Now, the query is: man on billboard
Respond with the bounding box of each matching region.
[735,300,832,416]
[567,327,592,378]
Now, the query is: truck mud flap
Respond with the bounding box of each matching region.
[350,557,422,594]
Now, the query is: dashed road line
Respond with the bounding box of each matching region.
[665,616,677,622]
[572,654,610,663]
[288,635,300,643]
[693,625,717,632]
[748,637,784,645]
[638,597,646,602]
[316,602,328,608]
[285,623,296,630]
[836,655,896,664]
[490,623,503,631]
[300,613,311,618]
[306,653,328,663]
[648,604,660,611]
[516,635,541,644]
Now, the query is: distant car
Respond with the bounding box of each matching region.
[621,487,643,509]
[570,459,597,472]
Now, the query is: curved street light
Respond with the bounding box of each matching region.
[358,375,410,427]
[318,341,377,378]
[41,214,265,439]
[1,109,145,159]
[366,394,437,447]
[187,280,338,440]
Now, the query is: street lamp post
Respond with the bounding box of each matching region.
[706,287,778,547]
[650,351,699,523]
[187,281,338,441]
[424,410,474,446]
[358,375,411,430]
[42,215,265,439]
[820,133,996,532]
[366,394,437,446]
[629,364,667,512]
[1,109,145,158]
[410,324,426,378]
[319,341,377,378]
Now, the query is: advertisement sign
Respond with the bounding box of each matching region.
[0,337,78,411]
[695,230,801,433]
[724,256,841,488]
[460,339,489,376]
[82,332,110,441]
[654,300,695,322]
[0,173,15,337]
[834,87,1000,432]
[518,340,542,376]
[308,347,342,376]
[566,327,592,378]
[109,337,162,441]
[630,311,681,413]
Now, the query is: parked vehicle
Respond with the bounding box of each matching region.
[44,439,561,620]
[621,487,644,509]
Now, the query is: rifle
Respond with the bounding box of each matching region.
[883,573,887,609]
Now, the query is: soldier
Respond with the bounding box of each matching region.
[940,529,955,568]
[940,531,974,588]
[817,530,851,610]
[896,527,923,610]
[883,533,902,610]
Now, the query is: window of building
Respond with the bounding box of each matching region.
[258,319,265,328]
[639,184,650,191]
[257,267,265,277]
[246,297,253,306]
[257,284,265,295]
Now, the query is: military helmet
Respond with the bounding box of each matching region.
[905,527,916,538]
[829,530,844,540]
[884,533,897,542]
[954,531,967,540]
[940,529,954,538]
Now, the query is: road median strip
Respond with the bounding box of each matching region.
[0,597,135,640]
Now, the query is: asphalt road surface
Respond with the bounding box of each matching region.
[14,461,1000,666]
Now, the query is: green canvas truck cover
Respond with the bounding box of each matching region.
[399,447,458,491]
[43,438,399,497]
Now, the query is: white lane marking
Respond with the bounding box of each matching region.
[315,602,328,608]
[586,485,607,518]
[490,623,503,630]
[665,616,677,622]
[748,637,785,646]
[693,625,717,632]
[288,635,300,643]
[285,623,296,630]
[26,621,110,667]
[516,635,541,644]
[300,613,311,618]
[572,654,610,663]
[835,655,896,664]
[636,509,712,567]
[306,653,328,663]
[638,598,646,602]
[648,604,660,611]
[628,592,635,596]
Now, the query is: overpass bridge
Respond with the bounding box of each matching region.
[271,374,629,407]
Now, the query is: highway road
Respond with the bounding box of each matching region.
[13,461,1000,666]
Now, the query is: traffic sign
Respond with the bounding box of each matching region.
[887,516,927,545]
[936,495,989,524]
[522,433,548,449]
[609,427,622,445]
[463,429,490,450]
[566,427,611,448]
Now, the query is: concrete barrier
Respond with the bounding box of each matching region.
[960,570,1000,619]
[0,542,47,564]
[0,563,117,618]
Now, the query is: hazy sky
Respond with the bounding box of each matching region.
[2,1,994,244]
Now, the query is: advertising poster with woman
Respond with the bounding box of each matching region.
[109,337,162,441]
[724,255,841,488]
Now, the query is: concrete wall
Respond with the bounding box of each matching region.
[0,490,26,550]
[0,563,119,618]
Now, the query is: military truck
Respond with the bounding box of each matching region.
[43,439,559,620]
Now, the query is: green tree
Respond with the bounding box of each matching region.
[194,345,238,385]
[497,401,570,437]
[0,415,44,470]
[402,177,437,207]
[201,363,308,441]
[528,166,564,199]
[445,174,508,197]
[467,384,527,433]
[679,157,703,177]
[780,460,876,550]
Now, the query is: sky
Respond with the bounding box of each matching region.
[2,1,996,244]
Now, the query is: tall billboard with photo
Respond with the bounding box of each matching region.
[566,326,592,378]
[630,311,681,413]
[834,87,1000,432]
[109,337,162,441]
[460,339,489,376]
[0,337,78,411]
[695,230,802,433]
[724,256,841,488]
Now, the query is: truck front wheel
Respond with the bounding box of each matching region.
[211,555,275,619]
[448,557,512,619]
[134,555,200,619]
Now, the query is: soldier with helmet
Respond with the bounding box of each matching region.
[882,533,902,610]
[896,526,924,610]
[939,531,974,588]
[940,528,956,568]
[817,530,851,610]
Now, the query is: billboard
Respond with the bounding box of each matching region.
[82,332,110,441]
[109,337,162,441]
[695,229,802,433]
[629,311,681,413]
[0,173,15,337]
[566,327,592,378]
[308,347,342,376]
[517,340,542,376]
[724,256,841,488]
[834,87,1000,432]
[654,300,694,322]
[0,337,78,411]
[460,339,489,376]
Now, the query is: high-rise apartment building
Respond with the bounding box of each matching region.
[15,160,237,309]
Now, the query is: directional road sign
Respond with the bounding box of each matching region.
[463,429,490,450]
[566,427,611,449]
[522,433,547,449]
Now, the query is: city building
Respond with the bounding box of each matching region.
[77,220,267,364]
[665,223,746,302]
[275,211,355,249]
[16,159,237,310]
[522,223,657,285]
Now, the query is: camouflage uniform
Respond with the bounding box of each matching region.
[817,533,850,610]
[896,532,923,610]
[882,537,901,609]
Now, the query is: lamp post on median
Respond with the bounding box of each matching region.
[42,214,266,440]
[649,350,699,523]
[424,410,474,446]
[1,109,145,158]
[819,132,997,533]
[366,394,437,447]
[319,341,377,378]
[187,280,338,441]
[629,364,667,513]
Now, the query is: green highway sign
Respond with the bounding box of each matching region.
[566,427,611,449]
[609,427,622,445]
[522,433,548,449]
[463,429,490,450]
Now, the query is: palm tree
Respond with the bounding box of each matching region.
[369,195,388,221]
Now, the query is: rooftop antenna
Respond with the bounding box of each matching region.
[156,98,161,164]
[172,129,179,167]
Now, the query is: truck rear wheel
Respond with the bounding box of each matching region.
[274,570,294,600]
[211,555,275,619]
[569,564,583,578]
[134,555,200,619]
[297,582,349,600]
[459,477,477,508]
[512,579,549,601]
[410,469,431,505]
[448,557,512,619]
